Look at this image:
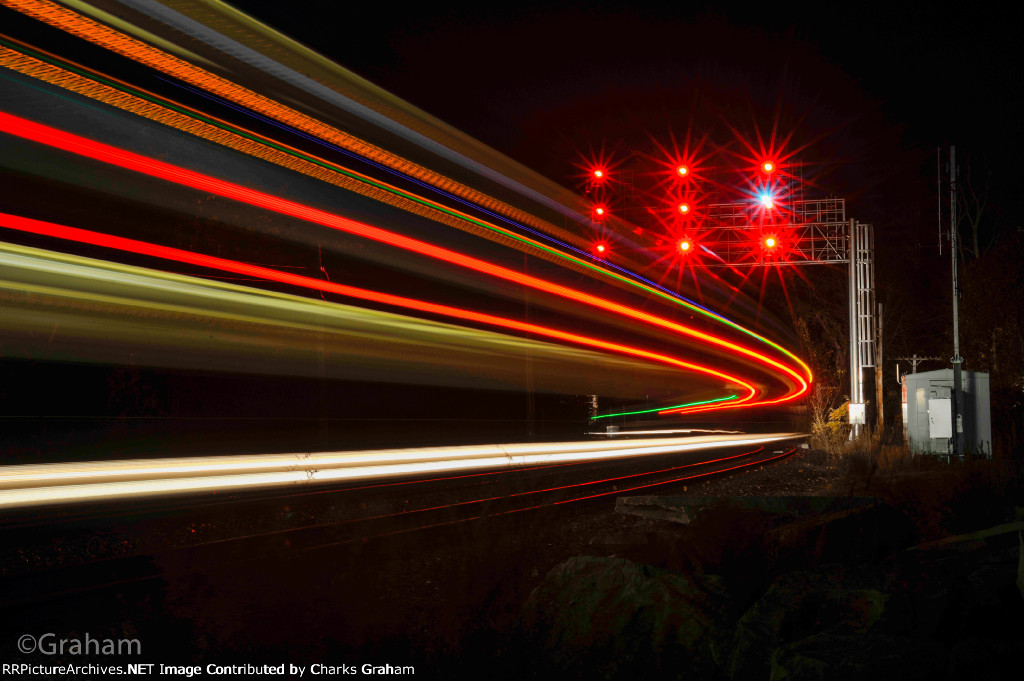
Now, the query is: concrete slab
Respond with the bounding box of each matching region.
[614,495,876,524]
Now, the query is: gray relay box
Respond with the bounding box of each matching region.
[901,369,991,457]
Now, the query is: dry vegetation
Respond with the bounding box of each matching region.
[683,432,1024,543]
[822,439,1024,541]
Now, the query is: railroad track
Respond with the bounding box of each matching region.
[0,441,798,608]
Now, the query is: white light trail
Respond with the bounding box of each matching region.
[0,433,800,509]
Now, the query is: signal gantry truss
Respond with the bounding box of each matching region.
[702,198,850,267]
[637,196,876,431]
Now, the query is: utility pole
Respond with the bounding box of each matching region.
[897,352,942,374]
[949,146,965,460]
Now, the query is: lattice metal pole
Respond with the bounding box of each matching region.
[848,220,876,438]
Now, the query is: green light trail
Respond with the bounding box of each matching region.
[590,394,739,420]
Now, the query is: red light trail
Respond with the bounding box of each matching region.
[0,210,758,403]
[0,111,810,409]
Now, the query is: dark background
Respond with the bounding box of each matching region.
[221,0,1024,449]
[5,1,1020,453]
[225,1,1021,218]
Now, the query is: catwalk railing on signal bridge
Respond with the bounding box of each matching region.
[699,198,849,267]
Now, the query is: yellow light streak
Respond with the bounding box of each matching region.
[0,241,692,394]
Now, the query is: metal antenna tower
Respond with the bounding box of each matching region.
[949,146,965,459]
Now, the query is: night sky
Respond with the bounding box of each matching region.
[225,1,1021,232]
[217,1,1022,367]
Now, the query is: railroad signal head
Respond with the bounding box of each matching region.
[761,160,775,174]
[677,202,690,215]
[593,205,607,221]
[586,167,607,193]
[676,164,689,178]
[763,235,777,249]
[594,242,609,257]
[678,238,692,253]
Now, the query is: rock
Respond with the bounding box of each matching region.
[904,521,1024,556]
[882,521,1024,642]
[949,562,1024,639]
[766,502,917,573]
[727,567,893,681]
[614,496,694,524]
[614,495,875,525]
[521,555,729,679]
[948,636,1024,681]
[1018,531,1024,602]
[731,520,1024,681]
[769,633,947,681]
[588,530,650,547]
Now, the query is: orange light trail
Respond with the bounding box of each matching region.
[0,112,809,407]
[0,0,585,249]
[0,210,758,402]
[0,30,810,390]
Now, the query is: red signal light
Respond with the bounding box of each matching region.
[677,202,690,215]
[761,161,775,174]
[678,239,692,253]
[676,165,689,177]
[763,236,777,249]
[594,242,608,257]
[593,169,605,179]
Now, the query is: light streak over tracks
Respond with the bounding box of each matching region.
[0,211,759,403]
[0,433,800,509]
[0,0,813,375]
[0,0,816,427]
[0,112,808,409]
[0,27,806,378]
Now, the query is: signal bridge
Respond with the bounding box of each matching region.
[679,197,877,436]
[702,198,851,267]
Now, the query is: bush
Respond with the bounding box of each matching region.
[810,388,851,456]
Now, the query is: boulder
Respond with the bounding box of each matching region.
[766,502,917,573]
[521,555,729,679]
[903,521,1024,556]
[730,521,1024,680]
[947,562,1024,639]
[882,521,1024,642]
[948,636,1024,681]
[614,495,875,525]
[614,497,915,583]
[727,567,894,681]
[769,633,947,681]
[1018,530,1024,602]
